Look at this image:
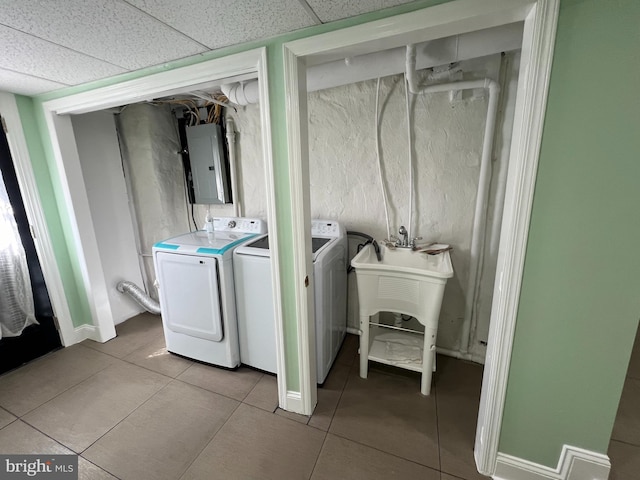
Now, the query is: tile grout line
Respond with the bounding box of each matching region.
[174,396,245,480]
[15,418,80,455]
[321,364,352,433]
[78,456,123,480]
[327,430,442,476]
[307,430,329,479]
[610,438,640,449]
[322,353,442,474]
[78,379,175,456]
[434,376,443,475]
[8,351,115,418]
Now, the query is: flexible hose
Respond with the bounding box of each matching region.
[375,78,391,240]
[116,281,161,315]
[347,231,382,262]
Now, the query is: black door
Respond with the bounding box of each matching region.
[0,118,62,374]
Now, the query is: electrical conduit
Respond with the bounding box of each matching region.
[225,117,241,217]
[405,44,501,355]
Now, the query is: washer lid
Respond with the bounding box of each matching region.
[154,231,257,256]
[235,235,334,260]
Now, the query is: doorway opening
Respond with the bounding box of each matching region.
[0,118,61,374]
[281,0,559,475]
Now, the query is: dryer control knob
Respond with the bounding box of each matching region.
[228,220,237,228]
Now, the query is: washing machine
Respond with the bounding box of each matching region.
[152,217,266,368]
[233,220,347,383]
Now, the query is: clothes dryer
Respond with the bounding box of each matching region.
[153,217,266,367]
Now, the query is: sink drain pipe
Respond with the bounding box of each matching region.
[406,44,501,355]
[117,281,161,315]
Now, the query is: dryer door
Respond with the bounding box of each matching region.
[156,252,223,342]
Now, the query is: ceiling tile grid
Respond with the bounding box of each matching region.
[0,67,68,97]
[306,0,414,23]
[0,25,127,86]
[0,0,208,70]
[125,0,316,50]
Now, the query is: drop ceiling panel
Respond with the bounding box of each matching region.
[306,0,413,23]
[0,0,207,70]
[126,0,316,49]
[0,25,127,85]
[0,68,67,96]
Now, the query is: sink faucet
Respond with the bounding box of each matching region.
[393,226,422,249]
[398,226,408,247]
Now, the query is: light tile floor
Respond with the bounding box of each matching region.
[0,313,488,480]
[609,325,640,480]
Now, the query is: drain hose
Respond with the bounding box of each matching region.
[116,281,161,315]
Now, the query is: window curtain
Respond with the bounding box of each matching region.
[0,169,37,338]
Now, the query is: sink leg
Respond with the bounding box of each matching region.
[359,314,369,379]
[421,326,437,396]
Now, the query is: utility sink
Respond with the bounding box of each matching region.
[351,243,453,279]
[351,243,454,395]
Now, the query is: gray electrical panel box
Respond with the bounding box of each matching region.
[185,122,229,204]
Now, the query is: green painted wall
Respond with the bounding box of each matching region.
[499,0,640,467]
[14,96,91,328]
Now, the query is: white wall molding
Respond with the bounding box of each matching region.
[282,45,317,415]
[285,391,304,414]
[73,324,100,344]
[0,93,75,346]
[475,0,560,474]
[494,446,611,480]
[254,48,291,413]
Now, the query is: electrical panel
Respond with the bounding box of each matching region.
[185,122,230,204]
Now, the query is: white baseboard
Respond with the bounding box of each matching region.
[282,390,304,414]
[72,324,100,344]
[494,445,610,480]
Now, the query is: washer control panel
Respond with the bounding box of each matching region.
[213,217,267,234]
[311,220,343,238]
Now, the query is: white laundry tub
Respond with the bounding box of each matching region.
[351,243,453,395]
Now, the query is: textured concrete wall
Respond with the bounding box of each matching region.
[116,103,188,299]
[112,52,518,358]
[224,53,519,359]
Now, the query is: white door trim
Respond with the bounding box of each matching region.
[37,48,291,406]
[476,0,560,474]
[281,0,559,475]
[0,93,75,345]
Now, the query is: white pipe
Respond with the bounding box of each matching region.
[405,45,501,354]
[221,82,260,106]
[375,78,392,240]
[404,73,414,241]
[489,53,518,257]
[225,117,241,216]
[305,23,523,95]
